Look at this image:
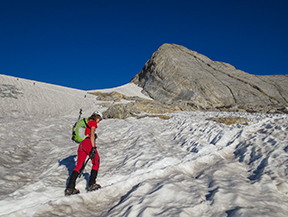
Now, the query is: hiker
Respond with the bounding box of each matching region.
[65,111,103,196]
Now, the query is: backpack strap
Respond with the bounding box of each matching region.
[83,118,91,129]
[84,118,92,138]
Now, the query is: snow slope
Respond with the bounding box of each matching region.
[1,74,288,216]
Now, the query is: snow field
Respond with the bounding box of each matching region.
[1,74,288,216]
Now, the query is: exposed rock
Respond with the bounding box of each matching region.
[88,91,192,119]
[90,44,288,118]
[134,114,171,120]
[90,91,288,120]
[102,98,185,119]
[131,43,288,114]
[88,91,128,101]
[206,117,248,125]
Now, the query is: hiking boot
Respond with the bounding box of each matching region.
[87,183,101,192]
[65,188,80,196]
[88,170,98,186]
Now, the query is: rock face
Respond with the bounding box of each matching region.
[88,91,192,119]
[131,43,288,113]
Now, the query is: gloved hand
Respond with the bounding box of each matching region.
[90,147,96,159]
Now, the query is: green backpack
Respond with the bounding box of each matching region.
[72,118,91,143]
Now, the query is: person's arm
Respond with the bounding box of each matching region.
[90,126,96,147]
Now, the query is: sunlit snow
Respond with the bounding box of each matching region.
[1,74,288,217]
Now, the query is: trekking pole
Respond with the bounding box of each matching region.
[77,109,82,121]
[78,157,90,178]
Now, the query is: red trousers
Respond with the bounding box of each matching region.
[74,138,100,173]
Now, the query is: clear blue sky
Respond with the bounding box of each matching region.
[1,0,287,90]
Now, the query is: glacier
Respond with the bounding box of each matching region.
[0,74,288,217]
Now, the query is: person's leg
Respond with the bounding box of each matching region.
[87,149,101,191]
[91,148,100,171]
[74,141,89,173]
[65,142,88,195]
[88,169,98,186]
[66,170,79,189]
[65,170,80,195]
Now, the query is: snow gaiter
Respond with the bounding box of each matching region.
[67,170,79,189]
[89,169,98,186]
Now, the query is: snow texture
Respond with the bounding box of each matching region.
[0,74,288,217]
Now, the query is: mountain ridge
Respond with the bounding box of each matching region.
[131,43,288,114]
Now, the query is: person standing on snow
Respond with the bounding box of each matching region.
[65,111,103,196]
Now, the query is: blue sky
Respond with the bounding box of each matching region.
[1,0,287,90]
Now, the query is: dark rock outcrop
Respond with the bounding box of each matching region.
[88,91,192,119]
[131,43,288,114]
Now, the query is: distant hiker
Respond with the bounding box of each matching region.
[65,111,103,196]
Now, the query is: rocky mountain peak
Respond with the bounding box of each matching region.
[131,43,288,113]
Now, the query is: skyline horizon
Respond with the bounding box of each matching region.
[1,0,287,90]
[2,41,288,91]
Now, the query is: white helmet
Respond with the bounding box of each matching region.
[94,111,103,119]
